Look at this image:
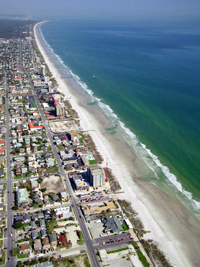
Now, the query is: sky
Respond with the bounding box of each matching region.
[0,0,200,21]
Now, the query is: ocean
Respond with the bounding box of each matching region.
[38,20,200,218]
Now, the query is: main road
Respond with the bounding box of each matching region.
[30,79,100,267]
[5,73,15,267]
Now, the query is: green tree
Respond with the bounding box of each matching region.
[13,222,23,229]
[11,247,19,256]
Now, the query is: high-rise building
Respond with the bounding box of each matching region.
[56,103,66,117]
[41,65,46,76]
[88,166,105,188]
[52,94,60,105]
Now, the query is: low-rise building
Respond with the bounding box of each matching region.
[42,237,50,249]
[17,188,28,207]
[18,242,30,255]
[34,239,42,251]
[103,216,123,233]
[72,174,90,191]
[49,233,57,247]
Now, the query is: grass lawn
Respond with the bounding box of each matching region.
[107,247,129,254]
[0,250,5,264]
[131,242,150,267]
[47,220,57,232]
[77,230,84,245]
[17,253,29,259]
[89,159,97,165]
[79,133,84,143]
[122,220,129,231]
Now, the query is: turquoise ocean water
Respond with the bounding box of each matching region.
[39,20,200,218]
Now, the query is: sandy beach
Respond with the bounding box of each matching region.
[34,21,200,267]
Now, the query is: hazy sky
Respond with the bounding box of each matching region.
[1,0,200,21]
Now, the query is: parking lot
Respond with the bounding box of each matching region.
[93,232,133,250]
[88,220,105,239]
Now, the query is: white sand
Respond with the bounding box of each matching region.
[34,22,199,267]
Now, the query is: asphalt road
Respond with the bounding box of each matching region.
[5,73,15,267]
[30,78,100,267]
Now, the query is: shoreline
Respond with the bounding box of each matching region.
[34,21,200,267]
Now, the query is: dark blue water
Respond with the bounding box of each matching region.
[40,20,200,217]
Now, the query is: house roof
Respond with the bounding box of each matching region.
[29,122,43,129]
[59,235,66,243]
[104,216,123,233]
[41,229,47,237]
[19,243,30,251]
[31,231,38,238]
[0,148,4,153]
[23,214,31,220]
[0,140,4,145]
[50,233,56,242]
[34,239,42,249]
[17,188,28,204]
[42,237,49,245]
[39,219,46,227]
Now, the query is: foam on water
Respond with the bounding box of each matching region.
[38,23,200,217]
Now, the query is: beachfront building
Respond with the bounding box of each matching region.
[88,166,105,188]
[41,65,46,76]
[103,216,123,233]
[52,94,60,105]
[56,103,66,118]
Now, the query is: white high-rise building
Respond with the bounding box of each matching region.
[41,65,46,76]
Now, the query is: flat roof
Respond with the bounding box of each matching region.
[17,188,28,204]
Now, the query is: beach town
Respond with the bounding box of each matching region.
[0,19,199,267]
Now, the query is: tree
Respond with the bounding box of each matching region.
[11,247,19,256]
[40,188,46,193]
[12,205,18,210]
[17,262,24,267]
[31,258,38,265]
[13,222,23,229]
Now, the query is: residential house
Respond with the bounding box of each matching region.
[23,214,31,224]
[40,228,47,237]
[39,220,46,228]
[38,212,44,219]
[59,235,66,245]
[15,215,24,223]
[49,233,57,247]
[42,237,50,250]
[24,226,31,232]
[31,230,38,239]
[32,214,38,221]
[68,130,79,143]
[18,242,30,255]
[31,221,37,230]
[34,239,42,252]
